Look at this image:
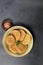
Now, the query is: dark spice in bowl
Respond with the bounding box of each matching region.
[2,19,13,30]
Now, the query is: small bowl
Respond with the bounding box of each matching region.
[2,26,33,57]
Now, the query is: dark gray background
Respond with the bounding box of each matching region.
[0,0,43,65]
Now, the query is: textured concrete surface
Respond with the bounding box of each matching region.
[0,0,43,65]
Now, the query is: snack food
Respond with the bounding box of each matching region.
[19,29,26,41]
[5,35,15,46]
[5,29,31,54]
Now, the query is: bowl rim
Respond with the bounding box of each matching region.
[2,26,33,57]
